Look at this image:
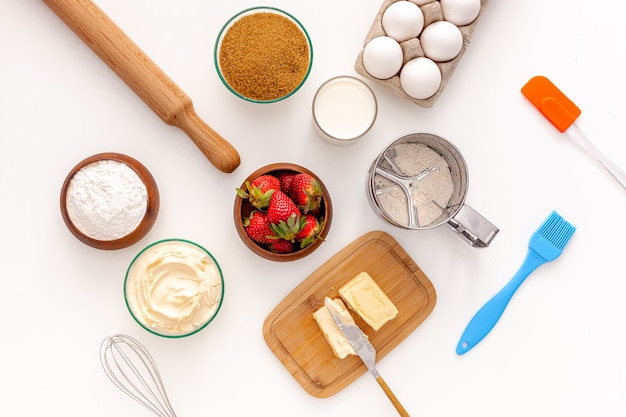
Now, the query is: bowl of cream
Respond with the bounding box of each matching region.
[124,239,224,338]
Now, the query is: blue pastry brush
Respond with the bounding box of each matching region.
[456,211,576,355]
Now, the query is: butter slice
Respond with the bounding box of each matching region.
[313,298,357,359]
[339,272,398,331]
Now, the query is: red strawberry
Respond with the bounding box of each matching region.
[267,191,302,241]
[289,173,322,213]
[295,214,322,249]
[275,170,297,195]
[243,211,276,244]
[307,205,323,218]
[236,174,281,210]
[267,238,295,254]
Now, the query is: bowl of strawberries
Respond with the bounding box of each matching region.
[234,163,332,261]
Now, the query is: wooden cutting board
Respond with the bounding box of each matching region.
[263,230,437,398]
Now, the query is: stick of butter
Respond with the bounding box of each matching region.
[313,298,357,359]
[339,271,398,331]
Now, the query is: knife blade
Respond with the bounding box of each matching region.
[324,297,411,417]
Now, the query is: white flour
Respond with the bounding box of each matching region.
[375,143,453,227]
[65,160,148,241]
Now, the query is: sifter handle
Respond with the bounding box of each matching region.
[41,0,240,173]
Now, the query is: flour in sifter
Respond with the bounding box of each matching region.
[375,143,453,227]
[65,160,148,241]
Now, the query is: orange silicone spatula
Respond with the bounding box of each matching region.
[522,75,626,190]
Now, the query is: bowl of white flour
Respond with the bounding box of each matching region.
[60,153,160,250]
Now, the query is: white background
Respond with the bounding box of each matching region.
[2,0,626,416]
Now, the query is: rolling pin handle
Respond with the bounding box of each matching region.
[179,108,240,174]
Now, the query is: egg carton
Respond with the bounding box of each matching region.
[355,0,489,108]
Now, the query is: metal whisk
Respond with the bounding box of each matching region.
[100,334,178,417]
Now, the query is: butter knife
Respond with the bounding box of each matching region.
[324,297,410,417]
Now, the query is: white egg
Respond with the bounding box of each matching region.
[400,57,441,99]
[382,1,424,42]
[362,36,404,80]
[440,0,481,26]
[408,0,436,5]
[420,21,463,62]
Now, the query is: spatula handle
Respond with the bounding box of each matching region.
[375,375,411,417]
[566,124,626,190]
[41,0,240,173]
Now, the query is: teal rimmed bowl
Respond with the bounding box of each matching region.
[214,6,313,103]
[124,238,224,338]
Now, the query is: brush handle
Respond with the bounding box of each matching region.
[456,249,545,355]
[41,0,240,173]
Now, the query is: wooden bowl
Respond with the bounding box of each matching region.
[60,153,160,250]
[233,163,332,261]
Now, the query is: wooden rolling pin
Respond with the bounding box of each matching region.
[42,0,240,173]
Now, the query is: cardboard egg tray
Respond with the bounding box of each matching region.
[355,0,489,108]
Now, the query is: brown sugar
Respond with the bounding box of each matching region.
[218,12,311,101]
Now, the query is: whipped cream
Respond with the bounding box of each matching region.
[125,240,223,336]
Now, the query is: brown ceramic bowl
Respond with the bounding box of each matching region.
[60,153,160,250]
[234,163,332,261]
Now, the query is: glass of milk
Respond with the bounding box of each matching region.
[312,76,378,144]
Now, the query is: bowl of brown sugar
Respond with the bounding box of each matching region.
[214,6,313,103]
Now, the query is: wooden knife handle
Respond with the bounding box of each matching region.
[41,0,241,173]
[376,375,411,417]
